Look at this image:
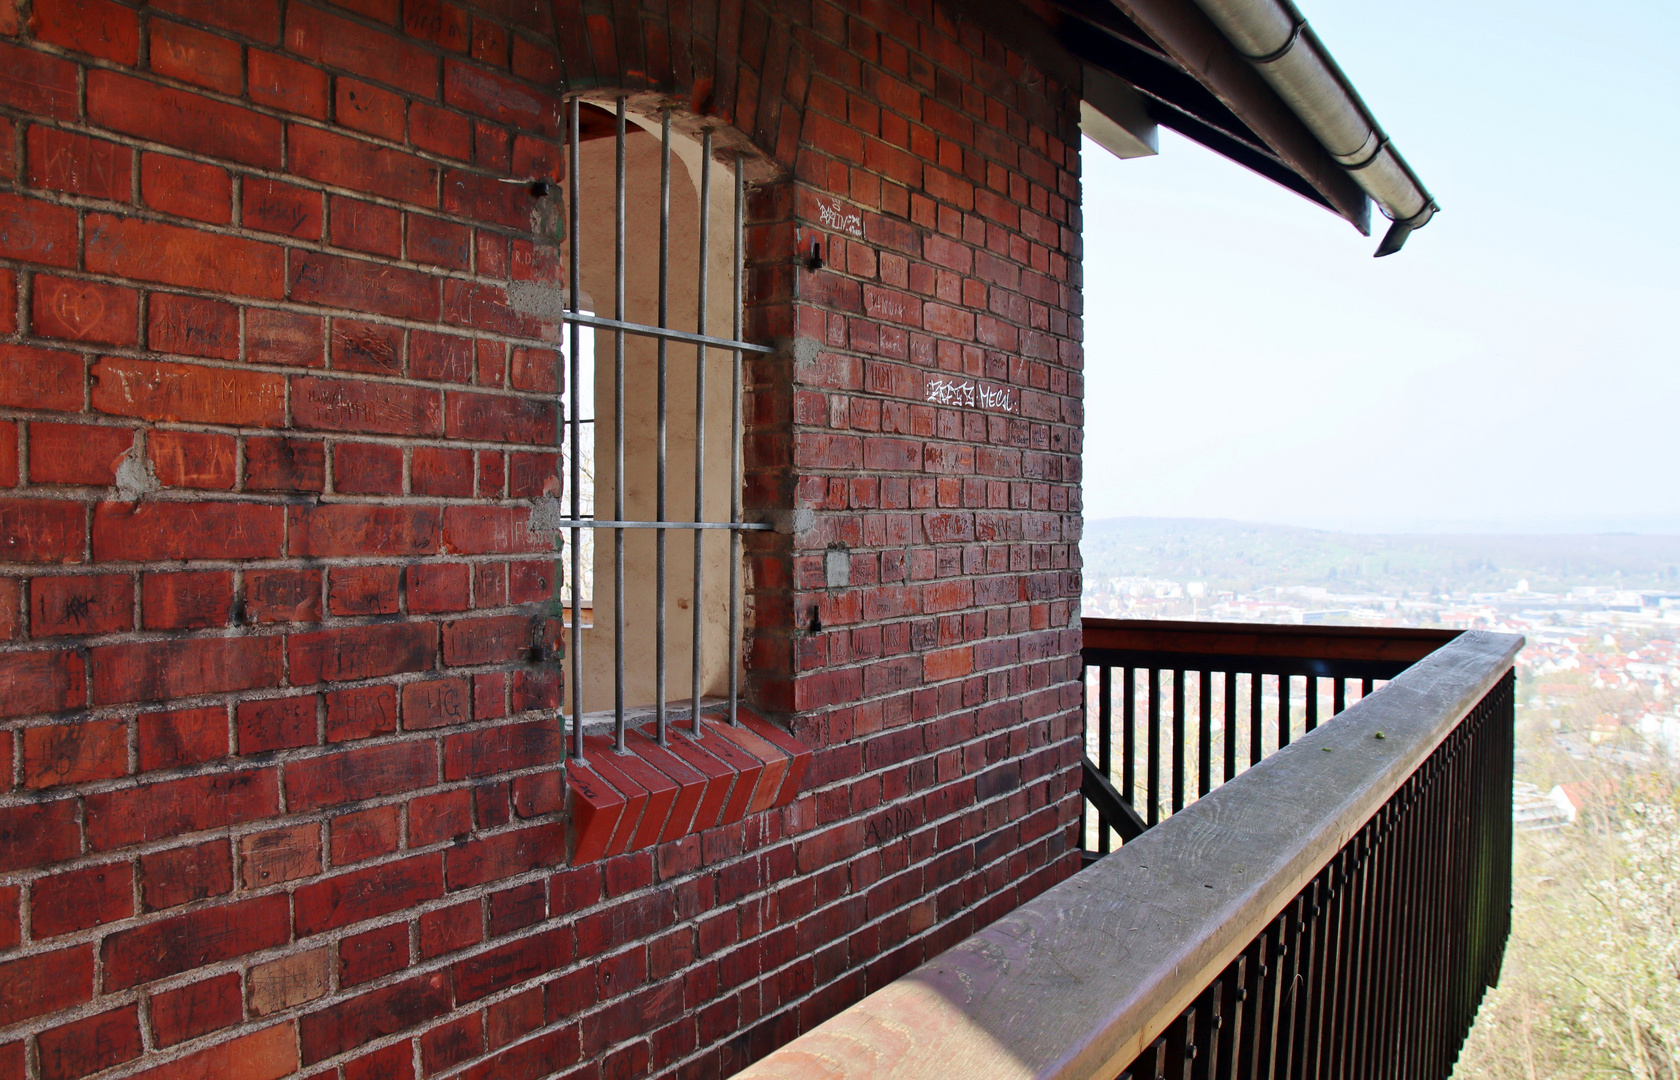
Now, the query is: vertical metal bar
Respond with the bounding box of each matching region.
[1304,675,1318,733]
[1278,674,1291,748]
[1098,664,1113,855]
[726,154,744,728]
[567,97,585,766]
[655,108,671,746]
[1172,668,1185,815]
[1249,671,1263,767]
[1197,669,1211,799]
[1361,677,1373,698]
[1332,677,1345,717]
[690,129,712,744]
[1122,666,1135,803]
[613,96,627,751]
[1223,670,1236,783]
[1147,668,1161,826]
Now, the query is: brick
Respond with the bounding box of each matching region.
[286,3,438,96]
[285,740,437,812]
[442,168,530,231]
[0,343,83,410]
[102,894,290,990]
[450,926,570,1004]
[445,390,557,443]
[443,59,558,136]
[298,973,453,1065]
[248,949,328,1015]
[407,562,470,613]
[654,726,737,835]
[245,567,323,624]
[402,676,470,730]
[148,429,237,488]
[86,212,285,298]
[88,71,283,169]
[30,573,133,637]
[445,822,564,890]
[417,900,480,964]
[142,152,234,224]
[294,853,443,936]
[337,78,406,141]
[330,804,400,865]
[31,861,133,936]
[291,249,440,320]
[151,0,281,42]
[93,500,284,561]
[408,214,472,269]
[440,506,548,556]
[574,746,649,861]
[0,419,13,486]
[292,376,442,438]
[92,633,281,707]
[624,731,707,843]
[739,712,814,806]
[340,922,409,985]
[151,18,243,94]
[0,649,86,718]
[331,196,404,258]
[22,718,126,787]
[34,0,138,61]
[325,683,397,742]
[237,694,318,754]
[405,0,469,50]
[26,126,133,201]
[31,276,139,346]
[333,441,404,495]
[488,882,546,938]
[240,823,321,889]
[150,972,243,1047]
[0,499,83,563]
[126,1023,297,1080]
[37,1005,142,1080]
[244,176,325,240]
[92,356,286,426]
[328,563,401,615]
[86,769,278,850]
[288,622,438,687]
[440,613,534,667]
[250,48,330,118]
[138,705,228,771]
[443,720,557,781]
[289,503,440,557]
[407,788,472,848]
[0,42,79,120]
[411,331,473,384]
[140,839,233,911]
[245,436,327,492]
[348,1040,415,1080]
[142,570,235,630]
[146,294,239,361]
[289,125,439,207]
[28,421,134,485]
[0,946,92,1026]
[672,727,765,827]
[423,1012,484,1075]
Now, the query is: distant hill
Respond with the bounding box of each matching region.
[1080,518,1680,596]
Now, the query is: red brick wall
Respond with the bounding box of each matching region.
[0,0,1086,1078]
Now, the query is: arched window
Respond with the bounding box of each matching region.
[557,99,772,756]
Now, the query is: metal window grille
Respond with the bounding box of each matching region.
[554,98,774,764]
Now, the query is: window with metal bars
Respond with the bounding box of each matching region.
[553,98,774,760]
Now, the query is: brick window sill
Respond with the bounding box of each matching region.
[565,710,810,863]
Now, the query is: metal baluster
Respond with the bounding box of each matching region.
[726,154,744,728]
[1197,669,1211,799]
[1148,668,1161,826]
[1223,670,1236,783]
[567,97,585,765]
[1333,677,1346,716]
[1278,673,1291,748]
[690,129,711,744]
[1361,677,1373,699]
[1098,664,1113,854]
[1305,674,1318,733]
[1249,671,1263,767]
[612,97,627,751]
[1122,666,1135,804]
[1172,668,1186,815]
[655,108,671,746]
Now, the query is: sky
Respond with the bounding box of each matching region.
[1078,0,1680,535]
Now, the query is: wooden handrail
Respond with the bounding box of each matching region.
[1082,617,1457,666]
[737,630,1521,1080]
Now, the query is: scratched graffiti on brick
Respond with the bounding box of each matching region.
[924,378,1015,413]
[815,198,864,237]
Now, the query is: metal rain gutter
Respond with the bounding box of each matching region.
[1191,0,1437,256]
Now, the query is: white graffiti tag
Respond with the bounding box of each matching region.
[925,379,1015,413]
[816,198,864,237]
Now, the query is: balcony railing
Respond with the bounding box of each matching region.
[739,624,1520,1080]
[1078,619,1459,852]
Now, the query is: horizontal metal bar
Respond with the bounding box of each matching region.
[546,519,774,531]
[562,310,775,354]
